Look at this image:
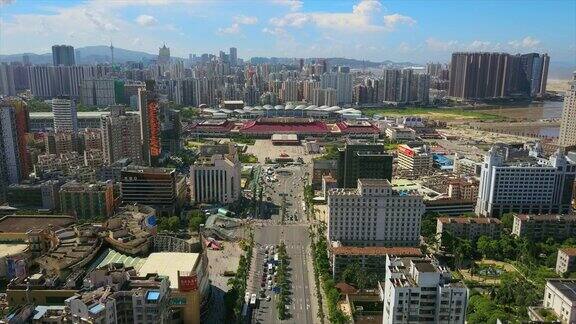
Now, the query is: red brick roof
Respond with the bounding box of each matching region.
[240,118,328,134]
[335,121,380,134]
[335,282,358,294]
[331,246,422,256]
[560,247,576,256]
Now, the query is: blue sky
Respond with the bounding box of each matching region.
[1,0,574,64]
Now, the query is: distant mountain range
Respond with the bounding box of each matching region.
[0,45,420,69]
[1,45,573,79]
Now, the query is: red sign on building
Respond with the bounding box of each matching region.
[397,145,415,157]
[178,274,198,292]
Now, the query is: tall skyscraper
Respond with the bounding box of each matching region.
[79,78,116,106]
[100,105,143,165]
[51,45,75,66]
[558,72,576,147]
[27,65,53,99]
[138,81,161,166]
[229,47,237,66]
[52,97,78,134]
[158,44,170,65]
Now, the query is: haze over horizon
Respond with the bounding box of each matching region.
[1,0,575,65]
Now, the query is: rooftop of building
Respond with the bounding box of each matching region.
[515,214,576,222]
[89,248,147,272]
[0,244,28,257]
[121,166,176,175]
[60,181,111,192]
[438,217,502,225]
[547,279,576,301]
[559,247,576,256]
[0,215,75,233]
[138,252,200,289]
[330,244,422,257]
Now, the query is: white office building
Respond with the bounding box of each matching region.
[475,147,576,217]
[190,144,241,204]
[52,98,78,134]
[327,179,425,247]
[380,255,468,324]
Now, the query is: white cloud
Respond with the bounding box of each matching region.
[426,38,459,51]
[218,14,258,35]
[269,0,414,33]
[0,0,15,5]
[467,40,492,51]
[135,14,158,27]
[508,36,541,49]
[271,0,303,12]
[233,15,258,25]
[383,14,416,30]
[398,42,411,53]
[218,23,241,35]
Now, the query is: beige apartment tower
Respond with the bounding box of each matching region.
[558,72,576,147]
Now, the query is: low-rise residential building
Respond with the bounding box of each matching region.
[532,279,576,324]
[436,217,502,244]
[512,214,576,242]
[312,159,337,190]
[385,125,416,141]
[448,179,479,201]
[397,144,433,178]
[59,181,116,219]
[379,255,468,324]
[138,252,210,324]
[556,248,576,275]
[329,242,422,279]
[322,175,337,199]
[327,179,425,247]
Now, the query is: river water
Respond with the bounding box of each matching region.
[476,101,563,138]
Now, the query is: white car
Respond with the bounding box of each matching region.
[266,295,271,302]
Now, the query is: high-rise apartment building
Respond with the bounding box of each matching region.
[100,106,143,165]
[280,80,299,103]
[449,52,549,100]
[558,72,576,147]
[80,78,116,106]
[380,255,468,324]
[0,99,29,182]
[0,63,16,96]
[138,81,161,166]
[379,69,430,104]
[52,45,75,66]
[476,147,576,217]
[320,69,353,105]
[52,98,78,134]
[327,179,425,247]
[0,106,22,186]
[337,142,393,188]
[190,144,241,204]
[229,47,237,66]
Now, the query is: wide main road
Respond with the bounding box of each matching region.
[249,224,313,324]
[247,164,315,324]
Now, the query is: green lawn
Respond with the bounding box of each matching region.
[362,107,504,121]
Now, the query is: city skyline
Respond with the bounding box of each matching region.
[1,0,575,65]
